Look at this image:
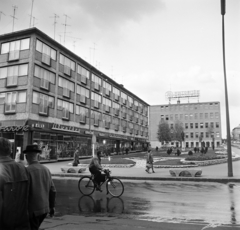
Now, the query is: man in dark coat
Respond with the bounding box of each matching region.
[0,137,30,230]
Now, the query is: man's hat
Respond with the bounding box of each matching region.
[23,145,42,154]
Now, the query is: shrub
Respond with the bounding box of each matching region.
[185,155,226,161]
[188,150,193,156]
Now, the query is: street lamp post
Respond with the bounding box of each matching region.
[220,0,233,177]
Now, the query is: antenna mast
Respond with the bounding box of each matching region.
[29,0,34,27]
[51,14,59,40]
[0,11,5,22]
[62,14,71,45]
[10,5,18,32]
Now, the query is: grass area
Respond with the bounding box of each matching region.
[78,149,225,166]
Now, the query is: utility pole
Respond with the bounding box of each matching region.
[29,0,34,27]
[62,14,71,45]
[10,6,18,32]
[220,0,233,177]
[51,14,59,40]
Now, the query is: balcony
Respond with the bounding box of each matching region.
[80,95,86,104]
[104,88,110,97]
[38,105,49,116]
[4,103,16,114]
[94,119,99,127]
[105,121,110,129]
[8,50,20,61]
[80,115,86,124]
[64,66,71,76]
[40,79,50,91]
[81,75,87,85]
[42,54,51,66]
[93,101,99,109]
[62,109,70,120]
[63,88,71,98]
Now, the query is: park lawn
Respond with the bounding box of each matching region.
[153,159,184,165]
[79,158,136,165]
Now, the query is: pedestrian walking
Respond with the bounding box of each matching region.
[145,150,155,173]
[0,137,31,230]
[24,145,56,230]
[72,146,80,166]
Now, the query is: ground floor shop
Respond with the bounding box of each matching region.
[0,119,149,162]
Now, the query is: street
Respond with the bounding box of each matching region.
[53,178,240,228]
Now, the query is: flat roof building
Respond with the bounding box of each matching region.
[149,102,222,149]
[0,28,149,161]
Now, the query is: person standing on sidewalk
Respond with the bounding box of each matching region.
[0,137,31,230]
[145,150,155,173]
[24,145,56,230]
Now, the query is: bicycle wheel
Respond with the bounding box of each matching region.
[107,177,124,197]
[78,195,95,213]
[78,176,95,196]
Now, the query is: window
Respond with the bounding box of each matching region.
[36,39,57,61]
[210,122,214,128]
[91,92,101,108]
[92,74,101,91]
[205,122,209,128]
[190,123,193,129]
[0,64,28,87]
[185,132,189,139]
[1,38,30,61]
[57,99,73,120]
[190,132,194,138]
[185,114,188,120]
[77,65,90,79]
[77,85,89,104]
[91,110,101,126]
[113,102,120,116]
[194,113,198,119]
[189,113,193,119]
[103,97,111,112]
[60,54,75,72]
[200,113,203,119]
[113,87,120,101]
[2,91,26,113]
[76,106,89,124]
[128,96,133,108]
[175,114,178,120]
[200,122,203,128]
[206,132,209,138]
[210,113,214,119]
[32,91,54,115]
[180,114,183,120]
[58,77,74,98]
[195,123,198,128]
[170,114,173,121]
[34,65,55,90]
[195,132,199,138]
[216,122,219,128]
[185,123,188,129]
[205,113,208,119]
[216,132,220,138]
[103,81,112,96]
[161,115,164,121]
[121,92,127,104]
[215,112,219,119]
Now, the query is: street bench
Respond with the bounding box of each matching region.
[169,168,202,177]
[61,166,86,173]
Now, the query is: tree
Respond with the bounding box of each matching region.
[157,121,171,143]
[173,120,184,143]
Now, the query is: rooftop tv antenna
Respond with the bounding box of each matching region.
[165,90,200,104]
[10,5,18,32]
[29,0,34,27]
[0,11,5,22]
[51,14,59,40]
[62,14,71,45]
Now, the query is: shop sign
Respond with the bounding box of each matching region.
[0,125,29,132]
[85,131,94,135]
[98,132,106,137]
[31,123,45,129]
[52,123,80,133]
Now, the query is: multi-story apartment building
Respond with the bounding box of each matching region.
[149,102,222,149]
[0,28,149,161]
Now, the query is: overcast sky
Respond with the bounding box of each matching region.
[0,0,239,137]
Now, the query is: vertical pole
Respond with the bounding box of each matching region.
[221,0,233,177]
[29,0,34,27]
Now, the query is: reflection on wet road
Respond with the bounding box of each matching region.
[54,178,240,227]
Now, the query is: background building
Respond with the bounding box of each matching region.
[0,28,149,161]
[149,101,222,149]
[232,125,240,142]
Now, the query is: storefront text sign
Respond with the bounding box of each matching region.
[52,123,80,133]
[0,125,29,132]
[31,123,45,129]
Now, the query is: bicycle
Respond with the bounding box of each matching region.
[78,169,124,197]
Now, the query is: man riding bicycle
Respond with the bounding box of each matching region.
[89,151,105,192]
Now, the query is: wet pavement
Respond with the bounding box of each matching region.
[53,178,240,227]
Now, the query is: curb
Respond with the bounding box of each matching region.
[52,173,240,183]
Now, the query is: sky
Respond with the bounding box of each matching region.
[0,0,239,138]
